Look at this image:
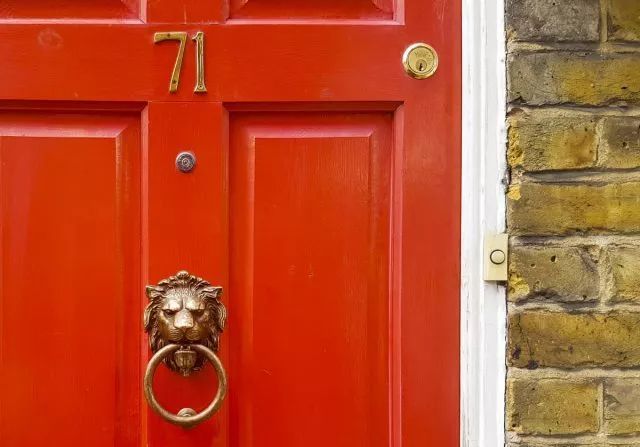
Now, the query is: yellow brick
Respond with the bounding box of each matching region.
[508,111,598,171]
[506,0,600,42]
[508,182,640,236]
[600,116,640,168]
[507,378,599,435]
[609,0,640,41]
[509,52,640,105]
[509,312,640,368]
[605,378,640,435]
[509,246,599,303]
[609,246,640,303]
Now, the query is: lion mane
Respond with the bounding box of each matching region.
[144,270,226,372]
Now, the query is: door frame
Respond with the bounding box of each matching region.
[460,0,507,446]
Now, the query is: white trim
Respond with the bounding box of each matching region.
[461,0,507,446]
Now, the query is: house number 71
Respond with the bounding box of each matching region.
[154,31,207,94]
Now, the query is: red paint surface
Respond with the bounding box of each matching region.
[0,0,139,20]
[229,113,392,446]
[229,0,393,20]
[0,1,461,446]
[0,113,141,446]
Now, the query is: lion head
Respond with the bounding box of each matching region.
[144,270,226,372]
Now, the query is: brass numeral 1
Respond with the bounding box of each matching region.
[192,31,207,93]
[154,31,207,94]
[153,32,188,93]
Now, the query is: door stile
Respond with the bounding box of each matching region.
[143,0,225,25]
[142,101,229,447]
[395,0,462,440]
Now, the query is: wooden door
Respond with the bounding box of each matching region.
[0,1,460,447]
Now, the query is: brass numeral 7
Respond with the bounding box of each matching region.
[153,32,187,93]
[154,31,207,94]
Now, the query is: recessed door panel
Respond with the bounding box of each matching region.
[228,0,393,20]
[229,112,392,447]
[0,113,141,447]
[0,0,139,20]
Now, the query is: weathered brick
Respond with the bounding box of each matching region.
[609,0,640,42]
[507,378,599,434]
[509,245,599,303]
[605,378,640,435]
[608,246,640,303]
[508,182,640,236]
[509,52,640,106]
[506,0,600,42]
[505,1,640,439]
[508,111,598,171]
[600,116,640,168]
[509,312,640,368]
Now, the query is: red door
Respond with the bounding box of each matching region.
[0,1,460,446]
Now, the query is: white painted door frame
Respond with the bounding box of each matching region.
[461,0,507,446]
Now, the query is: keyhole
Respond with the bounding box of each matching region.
[403,43,438,79]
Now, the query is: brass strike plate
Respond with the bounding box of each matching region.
[402,43,438,79]
[484,234,508,282]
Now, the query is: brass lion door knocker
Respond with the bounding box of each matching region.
[143,270,227,428]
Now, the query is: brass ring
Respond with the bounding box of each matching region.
[143,344,227,428]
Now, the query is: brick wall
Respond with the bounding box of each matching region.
[506,1,640,446]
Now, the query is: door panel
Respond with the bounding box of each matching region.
[228,0,393,20]
[0,0,140,20]
[229,112,391,446]
[0,112,141,447]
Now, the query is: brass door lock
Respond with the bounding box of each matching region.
[402,43,438,79]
